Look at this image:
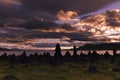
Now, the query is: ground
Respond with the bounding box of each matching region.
[0,61,120,80]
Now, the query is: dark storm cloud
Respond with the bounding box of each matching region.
[3,17,75,31]
[23,31,97,41]
[0,26,97,43]
[0,0,117,29]
[21,0,118,14]
[0,0,22,18]
[0,0,118,18]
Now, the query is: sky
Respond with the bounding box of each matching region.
[0,0,120,50]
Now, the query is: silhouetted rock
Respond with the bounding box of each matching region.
[54,43,62,57]
[91,50,99,63]
[73,46,79,62]
[79,51,87,62]
[113,49,117,55]
[42,52,52,64]
[1,43,120,66]
[18,51,28,64]
[88,50,92,56]
[8,54,17,64]
[52,43,63,65]
[64,51,72,62]
[87,51,92,62]
[64,51,71,57]
[104,51,111,60]
[0,52,8,61]
[73,46,77,56]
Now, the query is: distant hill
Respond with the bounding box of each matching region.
[0,48,10,51]
[78,43,120,50]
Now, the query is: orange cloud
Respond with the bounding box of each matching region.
[57,10,78,21]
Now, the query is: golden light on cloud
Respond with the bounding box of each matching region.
[35,28,75,33]
[57,10,78,21]
[56,9,120,42]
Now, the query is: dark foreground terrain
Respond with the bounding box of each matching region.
[0,60,120,80]
[0,44,120,80]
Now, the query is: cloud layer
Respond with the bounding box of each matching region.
[0,0,119,50]
[0,0,118,18]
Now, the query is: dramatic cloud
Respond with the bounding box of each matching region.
[1,9,120,50]
[57,10,78,21]
[0,0,22,7]
[0,0,118,18]
[0,0,120,50]
[20,0,117,14]
[105,9,120,26]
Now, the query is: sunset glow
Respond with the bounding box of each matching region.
[0,0,120,50]
[56,9,120,43]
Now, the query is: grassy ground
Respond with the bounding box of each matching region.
[0,61,120,80]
